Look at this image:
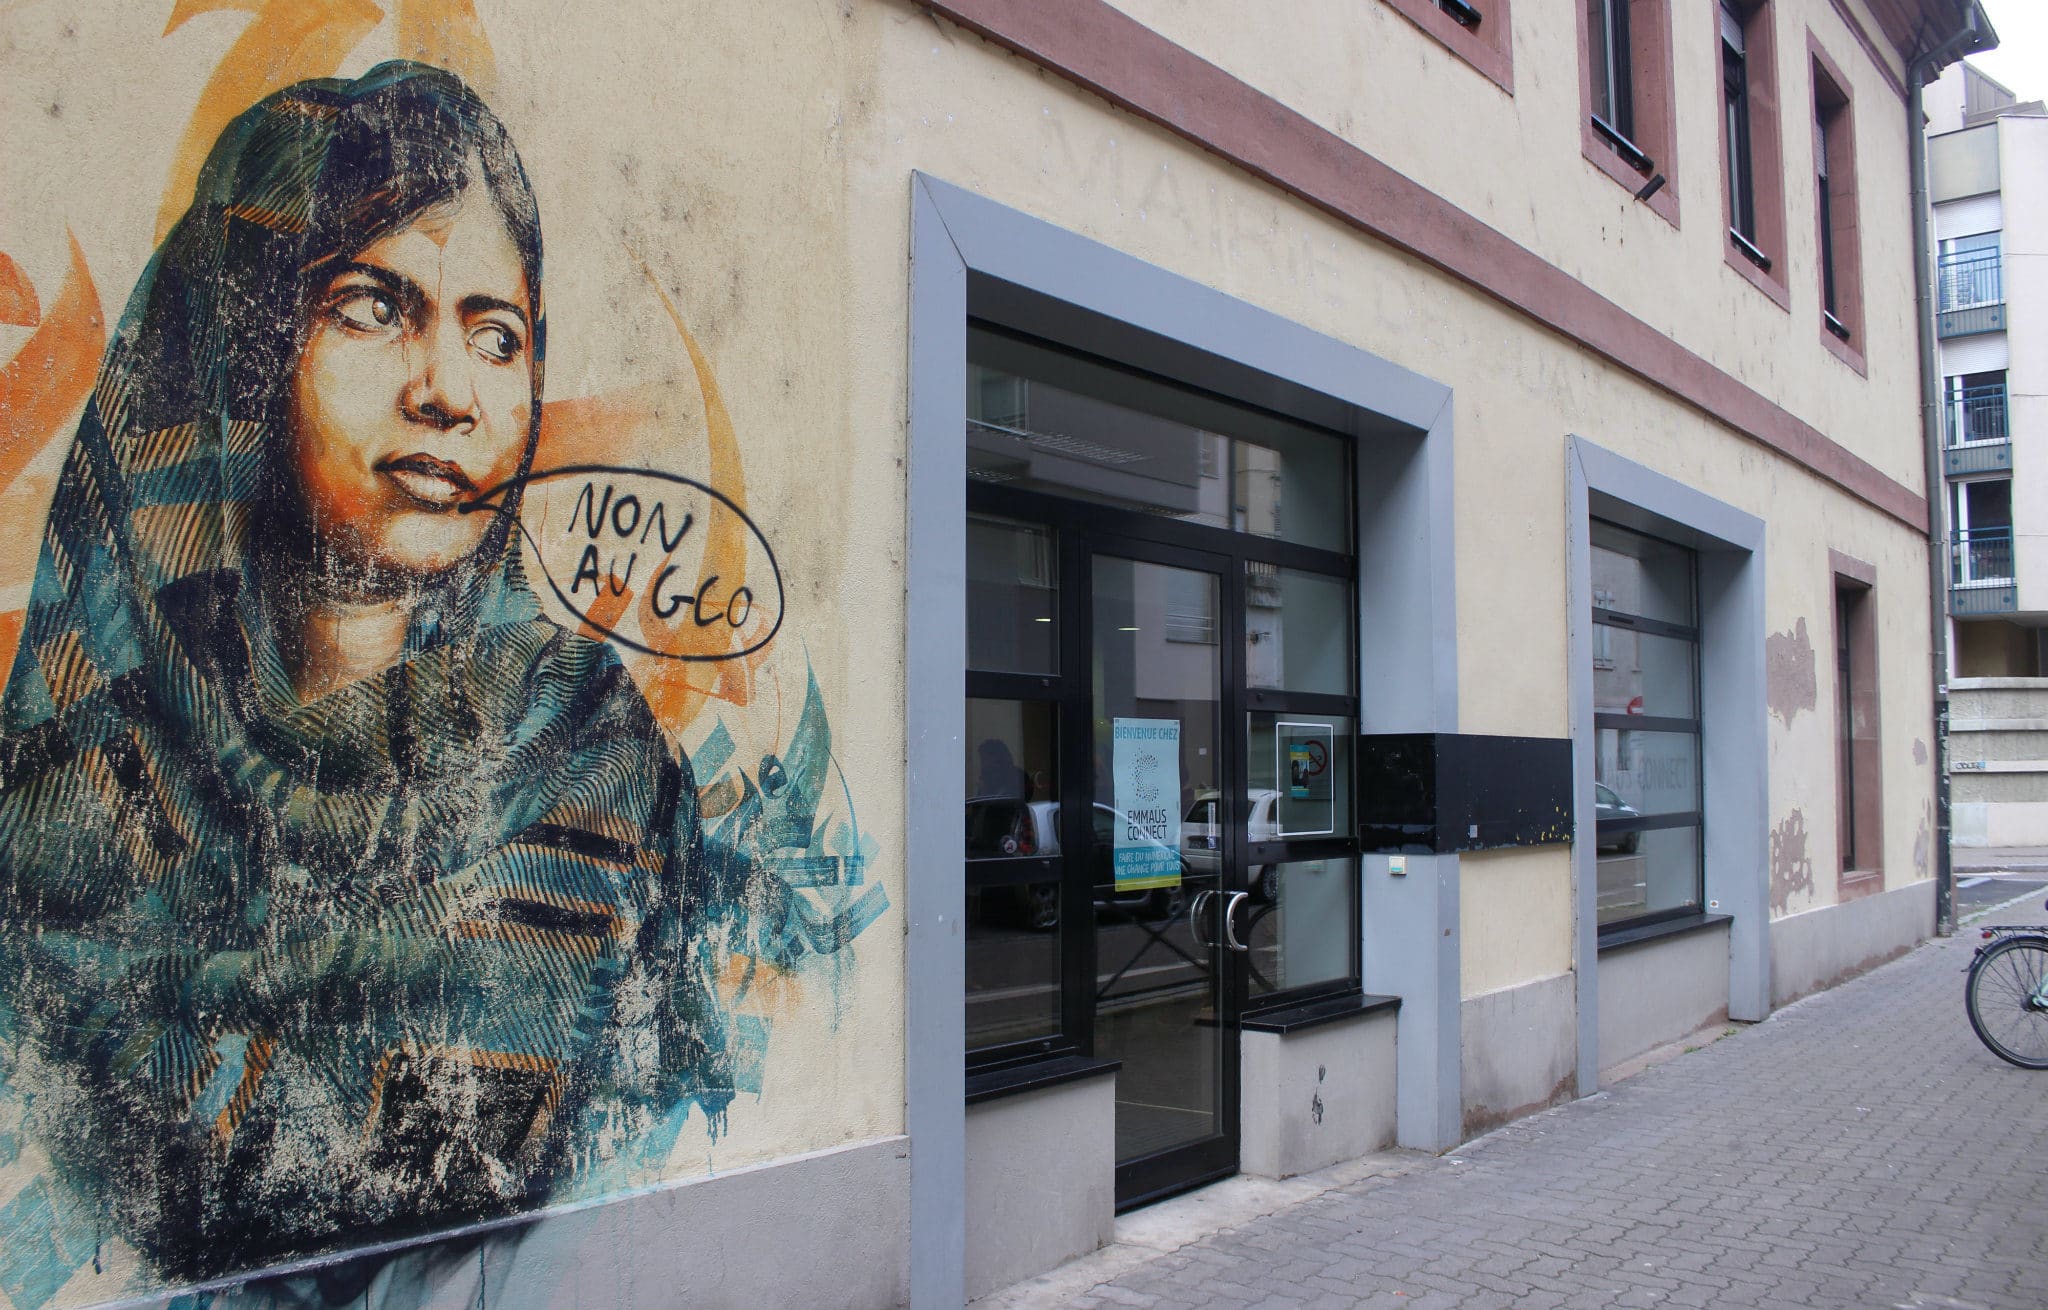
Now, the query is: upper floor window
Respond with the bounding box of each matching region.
[1723,9,1758,250]
[1815,115,1836,312]
[1939,232,2003,311]
[1578,0,1678,224]
[1945,370,2009,447]
[1718,2,1788,305]
[1811,40,1863,366]
[1589,0,1636,150]
[1951,477,2014,590]
[1379,0,1515,93]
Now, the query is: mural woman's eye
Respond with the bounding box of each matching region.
[470,323,521,364]
[332,290,399,333]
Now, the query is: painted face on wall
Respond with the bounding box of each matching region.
[287,186,535,582]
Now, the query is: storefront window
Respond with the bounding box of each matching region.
[1247,713,1354,839]
[966,326,1348,554]
[967,515,1058,674]
[1243,858,1357,998]
[1246,564,1352,696]
[1591,520,1703,929]
[963,322,1363,1084]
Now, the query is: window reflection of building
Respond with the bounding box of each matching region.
[1589,520,1702,928]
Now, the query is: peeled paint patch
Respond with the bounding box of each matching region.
[1770,809,1815,916]
[1914,739,1928,766]
[1766,618,1817,728]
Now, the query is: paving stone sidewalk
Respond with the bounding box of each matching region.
[1012,891,2048,1309]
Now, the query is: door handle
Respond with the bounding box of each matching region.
[1221,890,1250,953]
[1186,889,1215,948]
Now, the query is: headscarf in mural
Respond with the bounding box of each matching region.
[0,62,881,1294]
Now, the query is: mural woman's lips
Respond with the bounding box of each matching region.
[377,453,478,510]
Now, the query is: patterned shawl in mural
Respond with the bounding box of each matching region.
[0,64,877,1293]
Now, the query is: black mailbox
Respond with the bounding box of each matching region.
[1356,733,1575,854]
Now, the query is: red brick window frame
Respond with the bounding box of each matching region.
[1829,550,1881,900]
[1380,0,1514,94]
[1718,1,1789,308]
[1812,36,1865,373]
[1577,0,1679,227]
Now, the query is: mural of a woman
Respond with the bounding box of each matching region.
[0,62,807,1287]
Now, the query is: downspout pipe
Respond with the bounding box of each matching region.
[1910,4,1990,937]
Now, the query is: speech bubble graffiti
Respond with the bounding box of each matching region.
[465,464,784,662]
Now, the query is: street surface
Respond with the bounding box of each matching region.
[1954,874,2046,918]
[984,886,2048,1309]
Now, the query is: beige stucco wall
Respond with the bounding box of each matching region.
[1103,0,1927,492]
[1459,847,1572,999]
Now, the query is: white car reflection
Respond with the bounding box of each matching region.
[1180,789,1284,902]
[964,797,1190,930]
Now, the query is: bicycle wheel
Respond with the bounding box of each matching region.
[1966,936,2048,1069]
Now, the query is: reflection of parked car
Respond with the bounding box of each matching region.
[1594,782,1641,854]
[965,797,1189,929]
[1181,790,1284,902]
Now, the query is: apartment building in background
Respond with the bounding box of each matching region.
[1926,61,2048,843]
[0,1,1991,1306]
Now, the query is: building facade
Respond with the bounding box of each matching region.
[1925,61,2048,844]
[0,1,1985,1306]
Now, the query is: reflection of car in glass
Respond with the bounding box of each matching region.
[965,797,1189,929]
[1181,790,1284,902]
[1594,782,1641,854]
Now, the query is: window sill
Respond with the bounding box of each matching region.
[1723,236,1790,311]
[965,1053,1120,1106]
[1242,991,1399,1035]
[1379,0,1515,94]
[1598,911,1732,953]
[1580,124,1678,228]
[1820,318,1867,376]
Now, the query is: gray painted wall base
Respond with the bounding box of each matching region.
[1240,1012,1398,1180]
[964,1079,1117,1301]
[1596,925,1731,1071]
[1460,973,1577,1141]
[1770,879,1936,1008]
[159,1136,913,1310]
[1365,853,1462,1153]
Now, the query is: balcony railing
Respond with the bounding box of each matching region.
[1938,251,2006,338]
[1945,384,2012,474]
[1939,250,2003,310]
[1952,527,2014,588]
[1947,384,2010,446]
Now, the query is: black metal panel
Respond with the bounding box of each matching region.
[1357,733,1575,853]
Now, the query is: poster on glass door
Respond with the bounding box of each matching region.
[1113,717,1184,890]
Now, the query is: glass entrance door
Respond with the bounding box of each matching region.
[1085,548,1239,1206]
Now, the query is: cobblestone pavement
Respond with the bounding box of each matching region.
[1020,893,2048,1309]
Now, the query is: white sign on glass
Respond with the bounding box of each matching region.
[1112,717,1183,890]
